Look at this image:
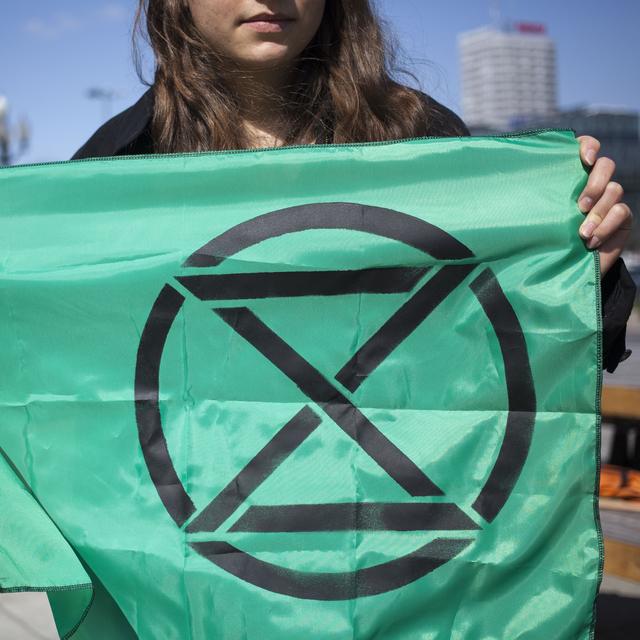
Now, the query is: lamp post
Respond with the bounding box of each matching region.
[86,88,119,123]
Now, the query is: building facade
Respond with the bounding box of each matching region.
[458,22,558,131]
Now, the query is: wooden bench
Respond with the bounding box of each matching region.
[602,386,640,421]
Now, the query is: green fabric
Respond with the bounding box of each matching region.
[0,452,92,639]
[0,130,602,639]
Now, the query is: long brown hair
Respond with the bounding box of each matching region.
[132,0,464,152]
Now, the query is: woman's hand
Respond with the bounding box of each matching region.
[576,135,634,276]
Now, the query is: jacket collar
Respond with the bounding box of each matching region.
[71,86,154,160]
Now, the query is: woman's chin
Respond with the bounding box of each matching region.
[236,46,298,70]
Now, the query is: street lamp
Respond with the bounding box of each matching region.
[86,88,120,122]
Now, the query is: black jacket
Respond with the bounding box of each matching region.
[71,87,637,373]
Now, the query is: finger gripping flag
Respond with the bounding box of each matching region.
[0,130,602,639]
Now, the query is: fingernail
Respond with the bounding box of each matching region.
[580,221,596,238]
[585,149,596,165]
[587,235,601,249]
[579,196,593,212]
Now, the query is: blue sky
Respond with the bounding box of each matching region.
[1,0,639,165]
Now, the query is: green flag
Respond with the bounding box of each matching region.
[0,129,602,639]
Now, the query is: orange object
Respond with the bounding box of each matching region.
[600,464,640,501]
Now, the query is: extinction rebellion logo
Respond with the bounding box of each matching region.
[134,202,536,600]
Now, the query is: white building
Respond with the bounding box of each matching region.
[458,22,558,131]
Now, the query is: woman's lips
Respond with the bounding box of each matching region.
[241,18,294,33]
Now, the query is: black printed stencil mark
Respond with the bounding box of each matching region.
[176,266,429,300]
[335,264,476,393]
[186,407,322,533]
[189,538,474,600]
[228,502,480,532]
[134,284,196,527]
[469,268,536,523]
[135,202,536,600]
[212,306,444,498]
[183,202,474,268]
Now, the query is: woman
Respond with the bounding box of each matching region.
[72,0,636,370]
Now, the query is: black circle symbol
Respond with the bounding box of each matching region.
[134,202,536,600]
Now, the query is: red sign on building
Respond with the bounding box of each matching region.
[515,22,546,34]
